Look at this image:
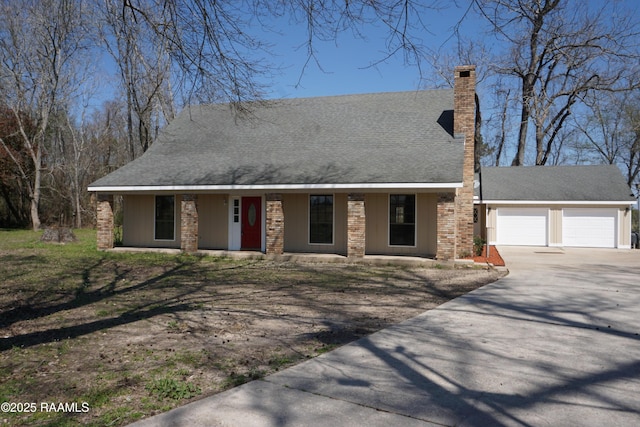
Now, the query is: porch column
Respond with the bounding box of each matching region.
[96,194,114,250]
[180,194,199,253]
[436,193,456,260]
[266,193,284,255]
[347,193,366,258]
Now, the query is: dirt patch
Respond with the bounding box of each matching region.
[0,248,505,426]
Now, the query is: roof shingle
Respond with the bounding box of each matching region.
[89,90,464,189]
[480,165,634,202]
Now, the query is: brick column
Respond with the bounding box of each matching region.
[347,193,366,258]
[180,194,198,253]
[266,193,284,255]
[454,65,476,258]
[436,193,456,261]
[96,194,114,250]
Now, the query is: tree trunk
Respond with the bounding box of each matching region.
[513,71,537,166]
[73,169,82,228]
[30,150,41,231]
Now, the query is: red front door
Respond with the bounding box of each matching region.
[241,197,262,250]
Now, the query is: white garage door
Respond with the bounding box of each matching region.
[563,208,617,248]
[496,208,548,246]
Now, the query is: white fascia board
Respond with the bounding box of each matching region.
[480,200,634,206]
[88,182,463,193]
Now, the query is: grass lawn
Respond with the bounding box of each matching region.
[0,229,503,426]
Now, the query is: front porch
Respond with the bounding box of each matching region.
[96,191,462,261]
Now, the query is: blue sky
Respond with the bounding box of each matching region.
[90,3,478,106]
[254,4,472,99]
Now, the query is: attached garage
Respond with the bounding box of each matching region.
[562,208,617,248]
[496,208,548,246]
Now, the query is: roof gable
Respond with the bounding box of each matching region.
[90,90,464,190]
[480,165,634,202]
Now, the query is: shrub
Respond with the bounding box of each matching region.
[473,235,486,256]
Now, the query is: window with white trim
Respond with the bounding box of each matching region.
[233,199,240,223]
[309,195,333,244]
[155,195,175,240]
[389,194,415,246]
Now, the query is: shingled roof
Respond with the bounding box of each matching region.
[480,165,634,202]
[89,89,464,191]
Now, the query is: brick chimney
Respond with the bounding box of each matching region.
[454,65,476,258]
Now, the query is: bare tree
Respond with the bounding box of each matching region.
[0,0,451,228]
[474,0,640,166]
[117,1,440,103]
[92,0,441,158]
[0,106,32,226]
[0,0,87,230]
[576,90,640,188]
[98,0,175,160]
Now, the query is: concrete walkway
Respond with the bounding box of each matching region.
[130,247,640,427]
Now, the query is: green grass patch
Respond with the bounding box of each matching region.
[145,377,201,400]
[269,353,294,370]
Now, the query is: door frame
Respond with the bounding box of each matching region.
[228,195,265,251]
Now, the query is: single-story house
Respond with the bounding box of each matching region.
[89,66,478,260]
[88,65,635,259]
[475,165,635,249]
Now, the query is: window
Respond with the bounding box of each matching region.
[233,199,240,223]
[389,194,415,246]
[309,195,333,244]
[155,195,175,240]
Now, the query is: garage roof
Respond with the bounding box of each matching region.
[480,165,635,202]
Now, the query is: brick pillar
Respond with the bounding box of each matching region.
[436,193,456,261]
[266,193,284,255]
[454,65,476,258]
[180,194,198,253]
[347,193,366,258]
[96,194,114,250]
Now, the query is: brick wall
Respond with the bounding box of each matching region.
[96,194,114,250]
[180,194,198,253]
[454,65,476,258]
[266,193,284,255]
[436,193,456,260]
[347,193,366,257]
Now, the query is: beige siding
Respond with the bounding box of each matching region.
[549,208,562,246]
[198,194,228,249]
[620,208,631,247]
[474,203,486,239]
[365,193,437,256]
[123,194,181,248]
[283,193,348,254]
[486,206,497,244]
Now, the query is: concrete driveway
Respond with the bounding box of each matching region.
[131,247,640,427]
